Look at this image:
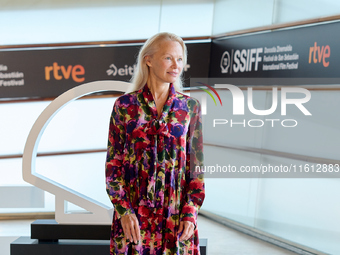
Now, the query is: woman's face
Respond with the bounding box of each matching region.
[146,40,184,86]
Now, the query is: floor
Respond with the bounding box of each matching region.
[197,215,296,255]
[0,215,296,255]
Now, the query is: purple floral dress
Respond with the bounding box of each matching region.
[106,83,205,255]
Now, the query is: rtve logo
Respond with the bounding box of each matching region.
[308,42,330,67]
[45,62,85,83]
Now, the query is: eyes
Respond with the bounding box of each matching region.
[165,56,183,62]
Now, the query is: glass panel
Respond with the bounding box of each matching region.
[0,158,55,213]
[0,97,116,155]
[0,101,49,155]
[202,146,261,226]
[0,158,26,186]
[0,97,116,213]
[0,0,216,45]
[261,90,340,160]
[0,1,161,45]
[191,86,340,254]
[273,0,340,24]
[35,152,111,208]
[212,0,275,35]
[256,173,340,254]
[38,97,115,153]
[160,0,214,37]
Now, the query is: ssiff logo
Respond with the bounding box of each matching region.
[220,48,263,74]
[220,51,231,73]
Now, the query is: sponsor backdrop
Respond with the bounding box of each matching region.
[210,21,340,84]
[2,21,340,100]
[0,43,211,100]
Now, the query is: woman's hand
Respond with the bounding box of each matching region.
[120,214,141,244]
[178,220,195,241]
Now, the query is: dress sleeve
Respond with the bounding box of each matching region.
[180,98,205,227]
[106,98,135,219]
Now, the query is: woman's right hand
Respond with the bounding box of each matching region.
[121,213,141,244]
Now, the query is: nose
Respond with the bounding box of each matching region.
[172,59,180,69]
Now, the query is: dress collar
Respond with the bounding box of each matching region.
[140,83,176,120]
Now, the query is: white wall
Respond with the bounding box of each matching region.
[2,0,340,45]
[212,0,340,35]
[273,0,340,24]
[0,0,214,45]
[212,0,275,35]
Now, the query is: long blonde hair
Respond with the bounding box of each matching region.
[127,32,187,94]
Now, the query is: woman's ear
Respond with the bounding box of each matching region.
[145,55,152,67]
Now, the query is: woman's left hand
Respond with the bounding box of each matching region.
[178,220,195,241]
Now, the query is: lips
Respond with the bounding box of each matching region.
[168,72,178,77]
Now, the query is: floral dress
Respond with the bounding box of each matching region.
[106,83,205,255]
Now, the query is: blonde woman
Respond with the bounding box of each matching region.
[106,32,205,255]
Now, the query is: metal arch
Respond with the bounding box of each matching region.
[22,80,129,225]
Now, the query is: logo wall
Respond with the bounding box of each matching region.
[0,42,210,100]
[220,43,331,75]
[210,21,340,81]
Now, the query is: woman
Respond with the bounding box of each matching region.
[106,32,205,255]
